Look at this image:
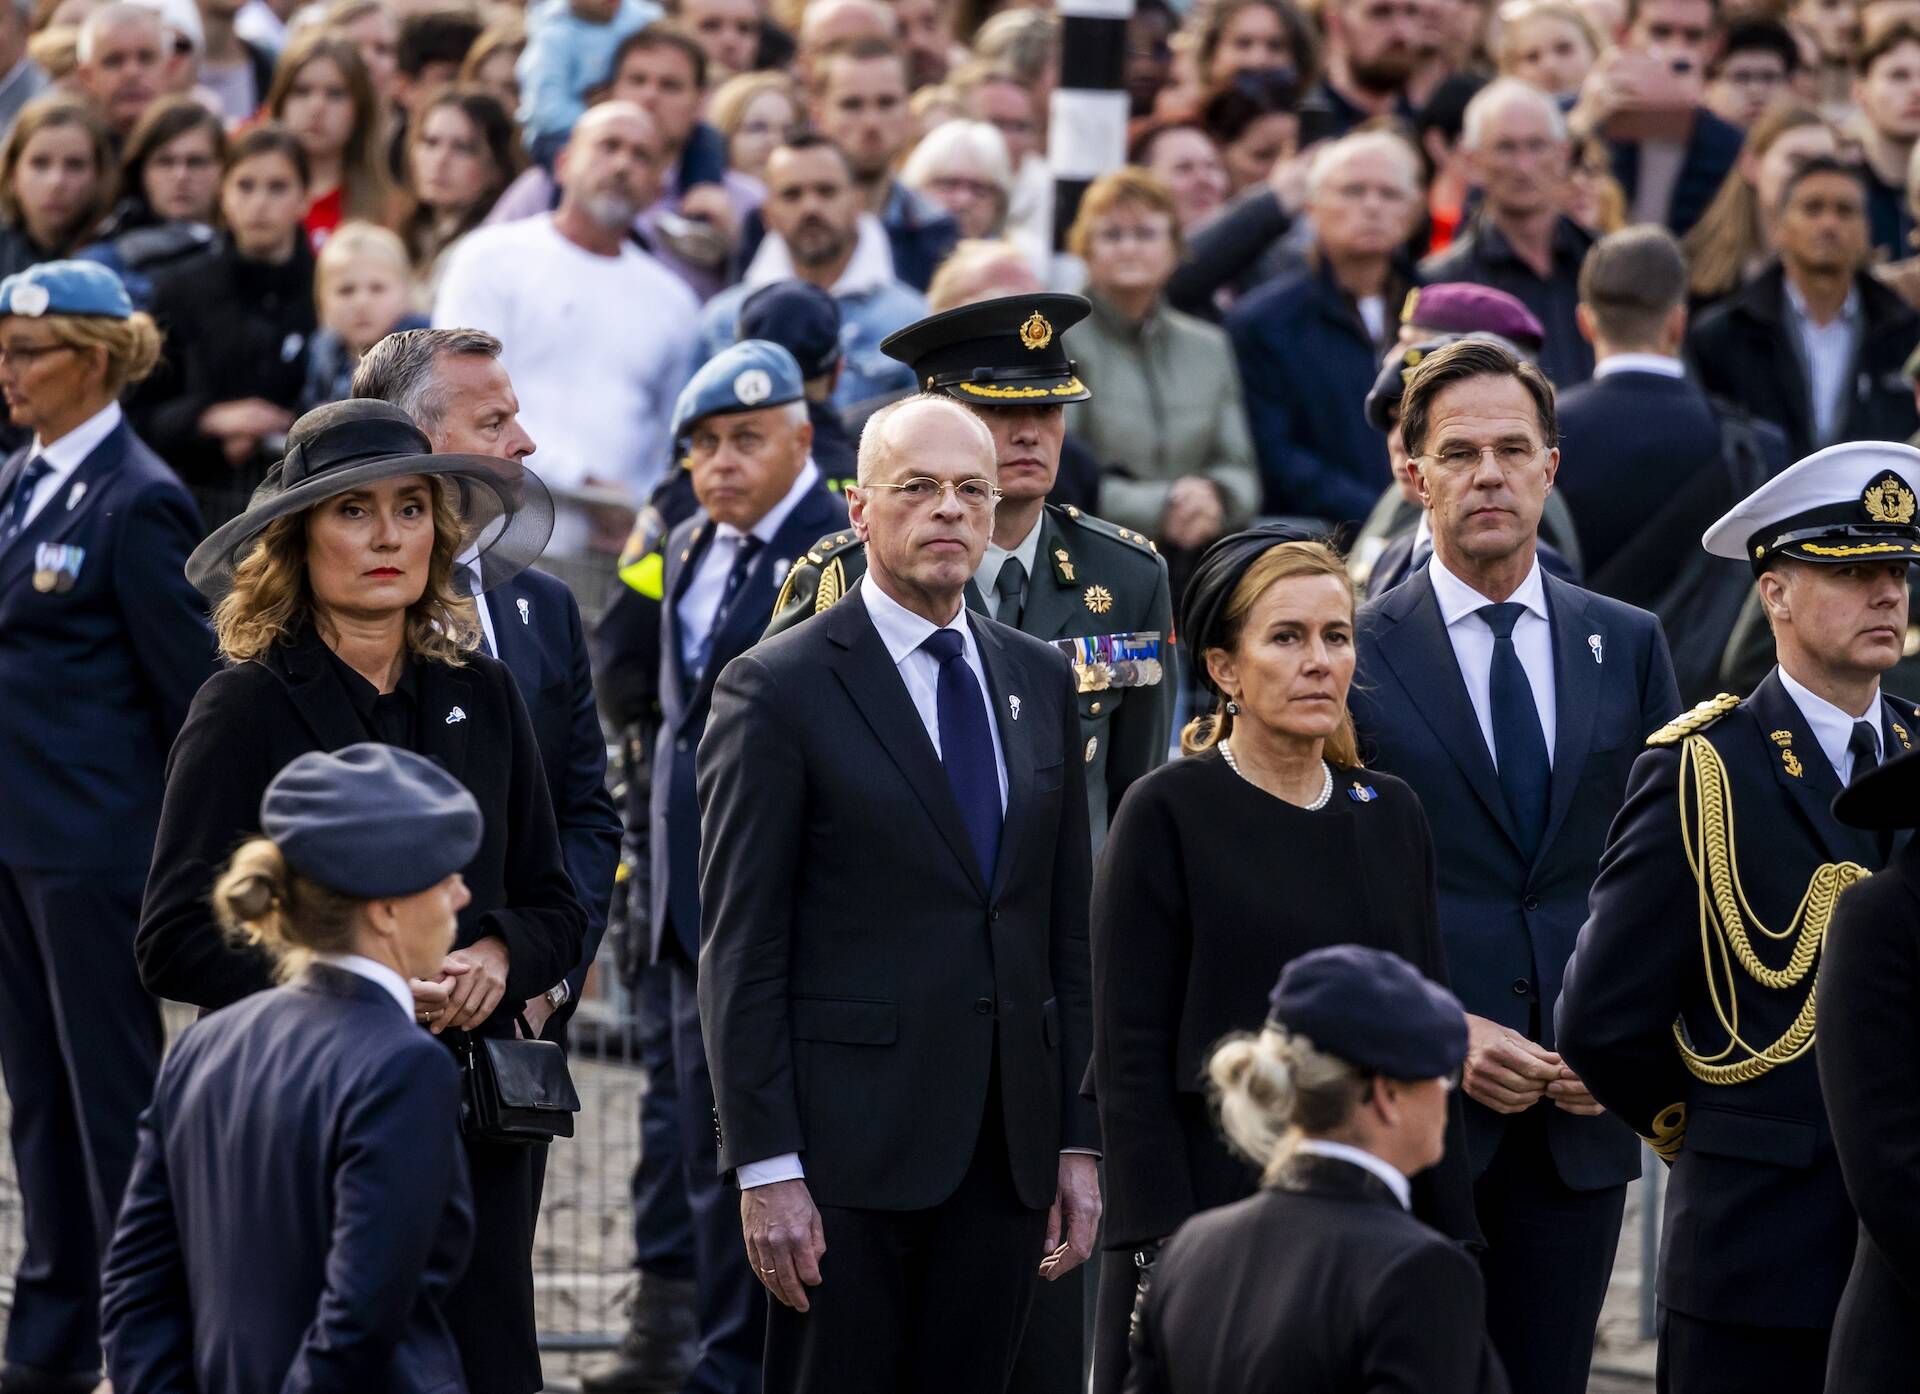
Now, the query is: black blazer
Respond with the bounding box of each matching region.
[696,579,1096,1211]
[101,963,473,1394]
[1559,669,1919,1328]
[1686,262,1920,460]
[1352,566,1678,1192]
[1124,1155,1509,1394]
[1818,837,1920,1390]
[137,626,586,1028]
[0,418,217,870]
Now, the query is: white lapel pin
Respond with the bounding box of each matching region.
[1009,694,1021,721]
[517,597,530,624]
[445,706,467,724]
[1588,634,1603,665]
[65,481,86,510]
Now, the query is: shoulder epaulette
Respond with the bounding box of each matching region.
[1053,504,1160,557]
[1646,693,1742,746]
[770,529,864,625]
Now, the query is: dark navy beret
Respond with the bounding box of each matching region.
[1267,945,1468,1080]
[670,339,805,444]
[261,744,483,898]
[739,280,843,379]
[0,259,134,320]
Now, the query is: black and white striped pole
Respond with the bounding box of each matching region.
[1050,0,1135,263]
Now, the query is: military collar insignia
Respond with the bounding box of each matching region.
[1052,545,1075,584]
[1084,584,1114,614]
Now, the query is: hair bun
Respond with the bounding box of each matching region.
[222,872,278,923]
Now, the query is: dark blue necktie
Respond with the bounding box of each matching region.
[691,535,763,675]
[922,628,1001,882]
[1479,602,1550,857]
[0,456,51,548]
[1849,720,1880,778]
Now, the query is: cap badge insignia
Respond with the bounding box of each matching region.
[733,368,772,405]
[1083,584,1114,614]
[11,281,48,317]
[1864,472,1917,524]
[517,597,530,625]
[1009,694,1021,722]
[446,706,467,725]
[1782,748,1803,778]
[1019,311,1053,351]
[1588,634,1603,665]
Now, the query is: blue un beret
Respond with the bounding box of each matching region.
[0,259,133,320]
[1267,945,1468,1081]
[670,339,805,445]
[261,744,483,899]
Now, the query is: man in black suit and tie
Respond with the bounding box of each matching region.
[698,392,1101,1393]
[1350,337,1680,1394]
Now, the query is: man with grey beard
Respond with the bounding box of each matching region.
[435,100,701,548]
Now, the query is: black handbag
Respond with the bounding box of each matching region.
[456,1015,581,1144]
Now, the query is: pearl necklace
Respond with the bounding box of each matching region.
[1219,741,1333,811]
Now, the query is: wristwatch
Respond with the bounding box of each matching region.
[544,981,570,1011]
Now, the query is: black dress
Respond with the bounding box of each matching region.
[1090,750,1479,1394]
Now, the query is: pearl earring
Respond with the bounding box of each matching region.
[1226,700,1240,716]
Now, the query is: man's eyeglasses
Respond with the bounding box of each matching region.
[861,476,1003,510]
[1418,443,1544,473]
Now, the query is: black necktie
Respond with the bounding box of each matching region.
[0,456,51,548]
[922,628,1001,882]
[692,536,763,676]
[1849,720,1880,779]
[993,555,1027,627]
[1479,602,1551,858]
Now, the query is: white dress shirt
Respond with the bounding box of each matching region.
[1784,278,1861,449]
[314,951,415,1018]
[1777,666,1884,783]
[1293,1138,1412,1210]
[678,461,819,672]
[1592,352,1685,381]
[13,400,122,532]
[973,511,1044,623]
[737,575,1015,1190]
[1429,554,1557,768]
[455,547,500,657]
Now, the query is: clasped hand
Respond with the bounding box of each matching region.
[1463,1013,1603,1116]
[409,936,510,1034]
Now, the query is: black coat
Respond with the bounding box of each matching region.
[102,963,473,1394]
[1124,1155,1508,1394]
[1818,837,1920,1390]
[1418,214,1595,388]
[1092,752,1480,1250]
[696,580,1096,1211]
[1686,263,1920,460]
[1607,108,1743,238]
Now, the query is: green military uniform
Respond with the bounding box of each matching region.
[760,291,1174,846]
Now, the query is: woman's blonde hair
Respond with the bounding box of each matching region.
[213,837,364,977]
[1067,166,1182,261]
[34,310,163,396]
[707,69,799,140]
[212,474,480,664]
[1493,0,1600,73]
[1180,539,1362,765]
[315,219,411,307]
[1683,103,1830,301]
[1209,1025,1369,1182]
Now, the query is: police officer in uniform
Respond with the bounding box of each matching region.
[1558,441,1920,1394]
[766,293,1175,851]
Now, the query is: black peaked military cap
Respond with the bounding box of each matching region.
[881,292,1093,406]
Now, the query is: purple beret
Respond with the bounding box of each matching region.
[1401,283,1546,351]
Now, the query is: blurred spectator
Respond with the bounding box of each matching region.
[388,8,484,167]
[0,0,50,133]
[883,0,957,88]
[301,220,423,407]
[234,0,297,55]
[516,0,663,161]
[1126,0,1174,115]
[1227,129,1422,522]
[676,0,758,84]
[460,15,525,115]
[0,95,117,278]
[808,35,957,288]
[1196,0,1320,87]
[708,68,797,178]
[969,7,1057,252]
[924,231,1036,307]
[1201,67,1301,194]
[74,3,164,139]
[129,0,201,97]
[1304,0,1422,139]
[1689,155,1920,454]
[77,94,221,303]
[131,124,313,509]
[1130,120,1230,232]
[1416,71,1486,255]
[1787,0,1857,114]
[323,0,397,106]
[699,132,922,410]
[1875,136,1920,304]
[1852,22,1920,261]
[1567,130,1629,230]
[1681,102,1837,303]
[908,77,960,135]
[396,85,519,301]
[434,102,701,535]
[900,117,1012,240]
[1705,18,1801,126]
[793,0,892,83]
[1423,77,1596,384]
[1496,0,1601,101]
[264,31,392,248]
[195,0,272,121]
[1067,169,1259,554]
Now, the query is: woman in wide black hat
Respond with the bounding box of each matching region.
[1088,524,1480,1394]
[136,398,580,1394]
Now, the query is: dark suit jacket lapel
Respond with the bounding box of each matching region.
[695,492,841,714]
[972,615,1032,900]
[1881,701,1916,859]
[661,520,712,726]
[271,629,376,753]
[0,423,123,588]
[1750,669,1874,866]
[827,580,987,896]
[1539,575,1599,861]
[1375,569,1526,852]
[484,581,537,682]
[416,659,475,785]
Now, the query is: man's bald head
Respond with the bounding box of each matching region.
[558,100,663,228]
[800,0,897,60]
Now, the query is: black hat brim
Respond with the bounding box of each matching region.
[1834,744,1920,828]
